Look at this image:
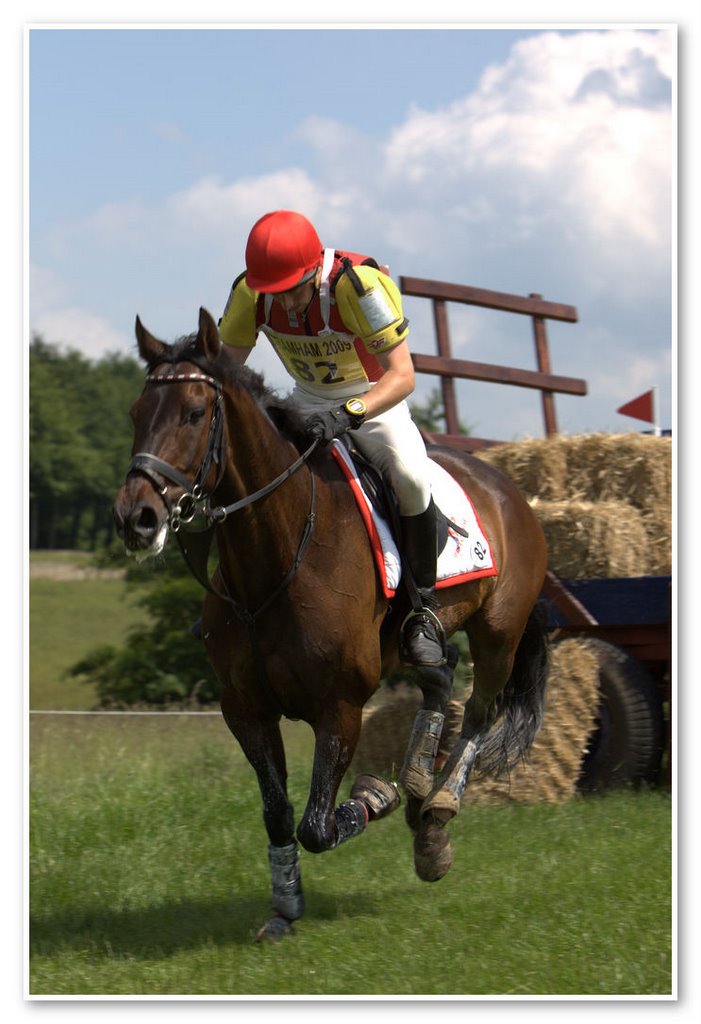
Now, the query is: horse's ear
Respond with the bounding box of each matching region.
[135,315,167,365]
[196,307,222,362]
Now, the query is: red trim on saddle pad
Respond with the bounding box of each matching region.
[332,445,396,598]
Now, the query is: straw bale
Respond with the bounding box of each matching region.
[530,498,651,578]
[477,433,671,514]
[461,639,600,805]
[475,436,568,500]
[558,433,671,514]
[351,639,600,805]
[640,509,672,575]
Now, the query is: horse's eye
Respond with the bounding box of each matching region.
[186,407,206,425]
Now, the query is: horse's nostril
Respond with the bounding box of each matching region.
[133,503,159,536]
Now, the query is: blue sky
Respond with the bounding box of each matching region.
[28,21,676,441]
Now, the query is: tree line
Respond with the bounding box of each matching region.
[30,336,145,551]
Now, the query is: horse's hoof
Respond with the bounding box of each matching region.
[255,914,295,942]
[350,773,401,821]
[413,822,454,882]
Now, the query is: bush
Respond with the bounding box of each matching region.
[68,570,218,707]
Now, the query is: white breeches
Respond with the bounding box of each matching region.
[291,387,432,517]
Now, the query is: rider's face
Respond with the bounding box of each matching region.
[272,277,317,317]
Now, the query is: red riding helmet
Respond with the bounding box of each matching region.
[245,210,323,293]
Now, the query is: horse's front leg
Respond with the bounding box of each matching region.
[296,701,400,854]
[220,696,303,942]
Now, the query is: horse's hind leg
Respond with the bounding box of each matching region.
[423,659,511,821]
[220,699,303,942]
[412,622,521,881]
[399,646,459,820]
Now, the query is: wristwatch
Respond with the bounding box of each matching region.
[344,397,367,427]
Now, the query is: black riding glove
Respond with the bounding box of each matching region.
[305,401,366,445]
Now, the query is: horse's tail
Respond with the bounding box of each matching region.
[476,601,550,778]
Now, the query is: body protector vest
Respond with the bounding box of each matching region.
[220,248,410,402]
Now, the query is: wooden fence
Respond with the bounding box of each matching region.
[399,276,585,450]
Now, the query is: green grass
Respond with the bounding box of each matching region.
[30,560,141,710]
[28,558,674,997]
[29,715,673,997]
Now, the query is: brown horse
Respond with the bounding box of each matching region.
[113,308,549,941]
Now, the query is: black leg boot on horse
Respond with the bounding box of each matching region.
[397,497,459,879]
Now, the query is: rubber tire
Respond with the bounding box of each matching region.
[577,639,665,791]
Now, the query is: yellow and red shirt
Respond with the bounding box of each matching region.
[218,248,410,400]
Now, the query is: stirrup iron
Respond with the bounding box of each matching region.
[399,605,447,667]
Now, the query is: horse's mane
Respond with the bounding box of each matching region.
[166,334,309,447]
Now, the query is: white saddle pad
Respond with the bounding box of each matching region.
[332,442,498,598]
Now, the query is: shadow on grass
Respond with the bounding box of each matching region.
[30,887,380,957]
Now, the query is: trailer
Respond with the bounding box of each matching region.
[541,572,671,789]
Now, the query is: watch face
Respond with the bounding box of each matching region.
[346,398,366,416]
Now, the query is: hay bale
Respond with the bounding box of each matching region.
[559,434,671,515]
[461,639,600,805]
[477,433,671,513]
[352,639,600,805]
[476,435,568,499]
[529,498,651,578]
[639,508,673,575]
[476,433,672,578]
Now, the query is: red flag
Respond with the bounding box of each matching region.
[616,389,655,423]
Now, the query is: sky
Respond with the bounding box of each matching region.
[27,20,677,441]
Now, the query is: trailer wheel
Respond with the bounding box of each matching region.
[577,639,665,791]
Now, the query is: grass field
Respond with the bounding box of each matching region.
[28,555,674,998]
[29,713,673,998]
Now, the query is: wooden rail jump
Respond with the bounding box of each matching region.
[399,276,585,451]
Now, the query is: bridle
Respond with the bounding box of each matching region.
[128,366,318,533]
[126,364,320,633]
[128,369,226,532]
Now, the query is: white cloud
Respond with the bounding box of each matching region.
[31,306,134,360]
[383,30,672,266]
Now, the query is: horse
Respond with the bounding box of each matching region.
[113,307,549,941]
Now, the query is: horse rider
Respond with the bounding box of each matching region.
[218,209,445,669]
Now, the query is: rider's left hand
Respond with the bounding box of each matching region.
[305,406,357,444]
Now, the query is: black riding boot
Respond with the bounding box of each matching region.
[399,499,446,667]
